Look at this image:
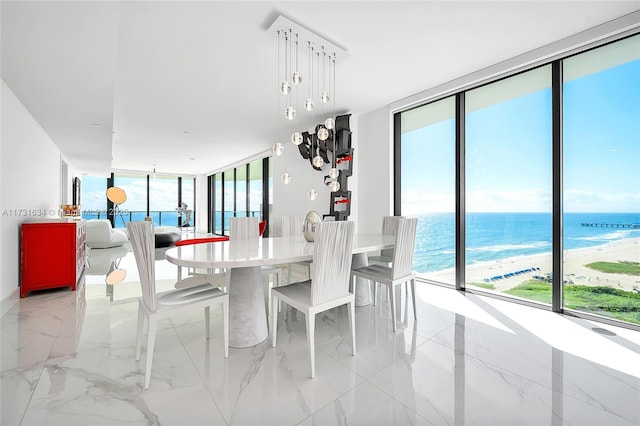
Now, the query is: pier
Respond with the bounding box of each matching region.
[581,222,640,229]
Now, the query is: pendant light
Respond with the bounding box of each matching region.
[304,43,315,112]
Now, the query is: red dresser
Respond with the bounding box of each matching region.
[21,220,86,297]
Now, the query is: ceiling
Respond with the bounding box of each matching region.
[2,1,638,176]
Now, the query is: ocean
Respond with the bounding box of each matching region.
[413,212,640,273]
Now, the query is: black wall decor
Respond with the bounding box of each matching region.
[296,113,353,221]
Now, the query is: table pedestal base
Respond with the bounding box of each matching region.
[228,267,268,348]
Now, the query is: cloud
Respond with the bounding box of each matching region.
[563,189,640,212]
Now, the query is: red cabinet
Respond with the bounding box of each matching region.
[21,220,86,297]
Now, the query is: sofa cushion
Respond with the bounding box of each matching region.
[154,226,182,248]
[86,219,129,249]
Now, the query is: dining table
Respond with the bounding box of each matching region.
[164,233,394,348]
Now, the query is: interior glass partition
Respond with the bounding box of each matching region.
[400,97,456,285]
[562,35,640,324]
[465,66,553,301]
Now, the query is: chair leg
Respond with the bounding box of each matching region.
[136,301,145,361]
[306,313,316,378]
[373,280,378,306]
[204,306,210,339]
[348,301,356,356]
[275,270,282,313]
[271,294,278,348]
[411,278,417,319]
[222,298,229,358]
[389,284,397,332]
[144,318,157,390]
[263,274,270,317]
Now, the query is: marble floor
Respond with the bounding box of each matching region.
[2,244,640,426]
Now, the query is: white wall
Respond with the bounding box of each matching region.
[1,80,76,315]
[355,107,393,233]
[271,115,360,236]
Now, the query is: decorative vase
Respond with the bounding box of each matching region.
[303,210,321,242]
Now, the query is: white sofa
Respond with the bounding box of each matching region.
[85,219,129,249]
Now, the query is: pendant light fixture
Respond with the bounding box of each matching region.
[304,42,315,112]
[292,33,302,85]
[321,47,330,104]
[283,30,296,120]
[272,142,284,156]
[279,31,290,95]
[269,14,347,124]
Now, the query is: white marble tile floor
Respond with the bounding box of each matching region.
[2,245,639,425]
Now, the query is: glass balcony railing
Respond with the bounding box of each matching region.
[81,210,195,228]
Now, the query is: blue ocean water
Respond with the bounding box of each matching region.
[413,212,640,273]
[81,211,180,228]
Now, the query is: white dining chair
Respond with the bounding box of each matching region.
[281,215,311,284]
[367,216,405,304]
[229,217,283,313]
[351,218,418,331]
[126,221,229,389]
[271,220,356,378]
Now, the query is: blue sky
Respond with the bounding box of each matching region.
[402,57,639,214]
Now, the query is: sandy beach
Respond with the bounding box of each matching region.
[426,237,640,292]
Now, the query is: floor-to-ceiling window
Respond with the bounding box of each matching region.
[113,173,148,228]
[82,173,197,228]
[149,175,179,227]
[223,170,234,234]
[396,34,640,327]
[235,165,248,218]
[562,36,640,324]
[80,176,108,219]
[214,174,223,234]
[465,66,553,303]
[249,159,263,219]
[400,97,456,285]
[181,177,195,227]
[207,156,272,236]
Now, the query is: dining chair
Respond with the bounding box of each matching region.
[351,218,418,331]
[271,220,356,378]
[281,215,311,284]
[126,221,229,389]
[229,217,283,313]
[367,216,404,304]
[173,236,231,290]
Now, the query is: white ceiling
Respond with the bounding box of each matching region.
[2,1,639,176]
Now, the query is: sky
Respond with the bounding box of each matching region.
[402,56,639,215]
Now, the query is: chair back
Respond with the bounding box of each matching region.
[310,221,355,305]
[126,221,157,312]
[281,215,304,237]
[229,217,259,241]
[391,218,418,280]
[380,216,404,259]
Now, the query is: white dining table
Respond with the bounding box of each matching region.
[165,234,394,348]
